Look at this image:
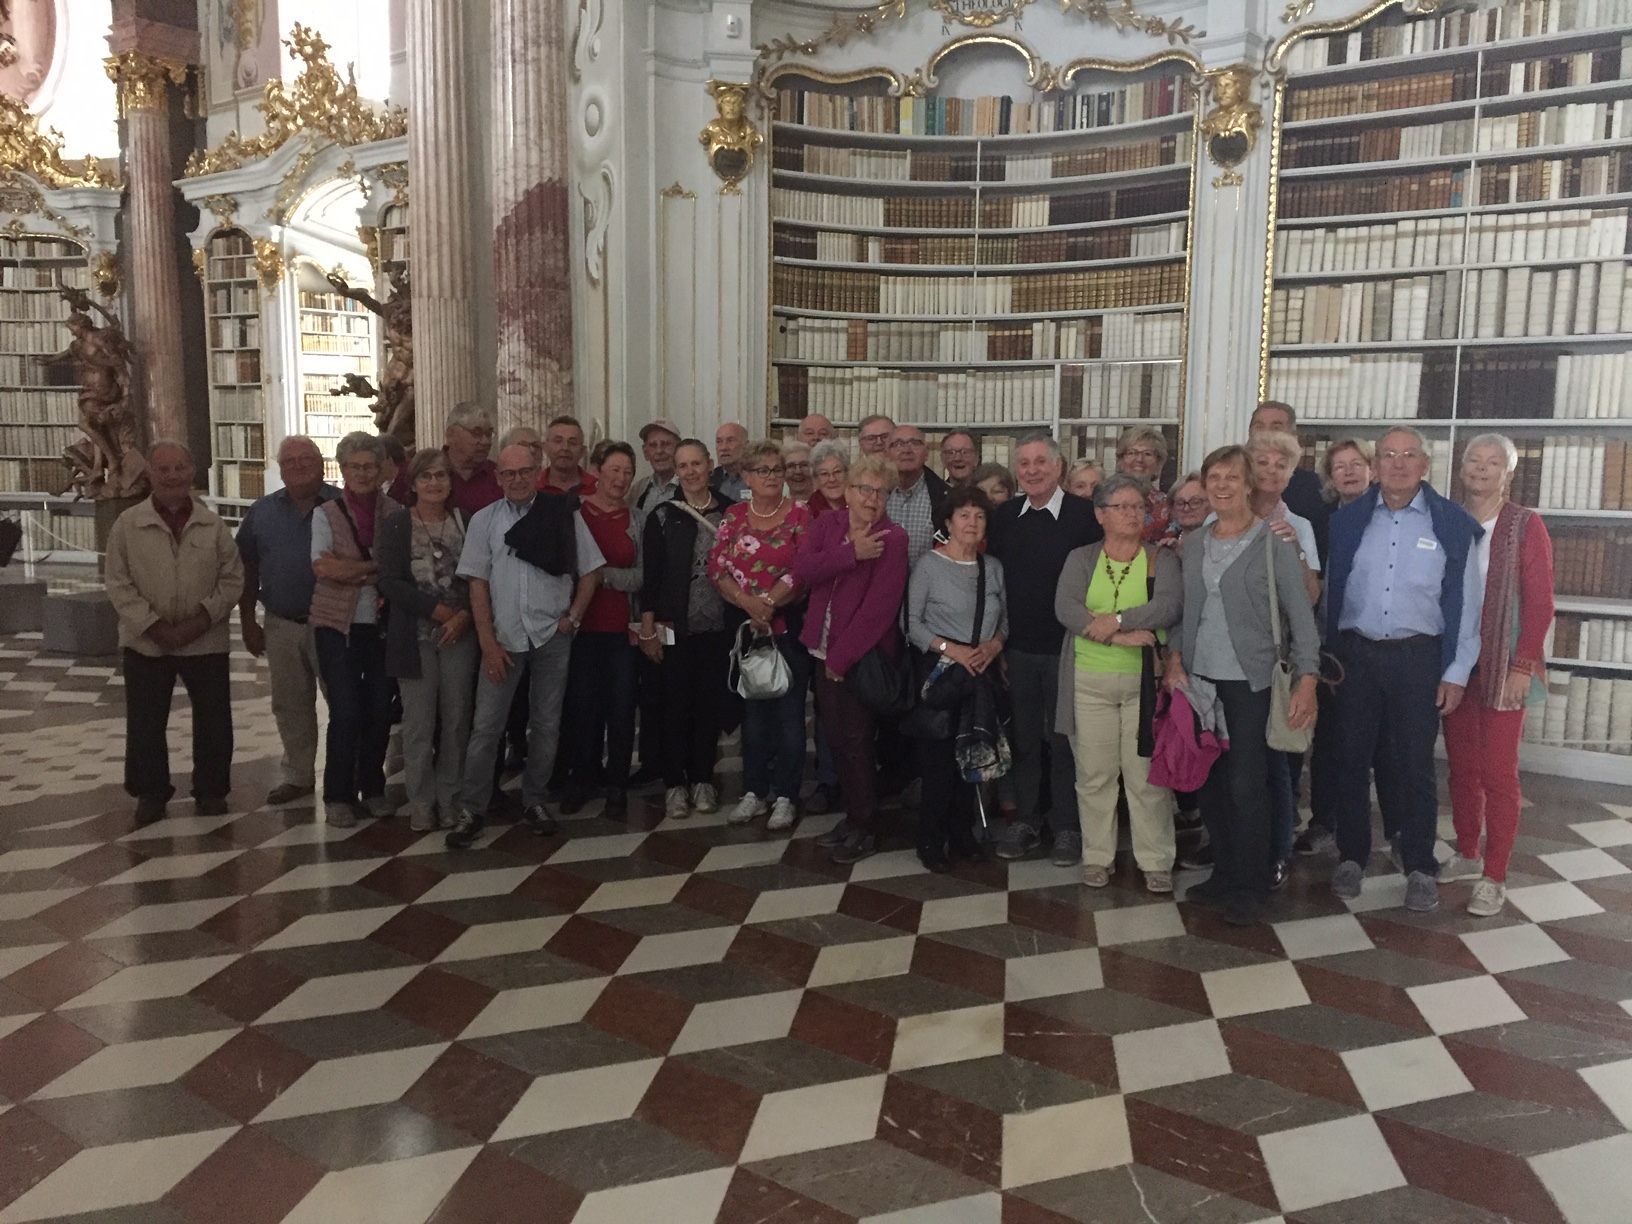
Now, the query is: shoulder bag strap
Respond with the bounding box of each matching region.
[1265,525,1283,659]
[672,499,720,538]
[332,497,372,562]
[972,552,986,644]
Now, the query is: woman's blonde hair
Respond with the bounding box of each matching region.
[1246,429,1302,468]
[1115,425,1169,466]
[847,453,898,494]
[1320,435,1374,479]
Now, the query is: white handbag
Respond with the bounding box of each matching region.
[729,622,791,700]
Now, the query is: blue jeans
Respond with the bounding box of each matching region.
[315,624,395,804]
[459,633,572,813]
[1268,749,1296,861]
[742,633,811,801]
[563,630,639,787]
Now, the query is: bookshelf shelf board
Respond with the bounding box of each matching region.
[772,112,1195,151]
[1279,194,1632,228]
[206,311,260,320]
[1474,137,1632,166]
[1277,256,1632,282]
[773,163,1190,196]
[1297,417,1455,428]
[774,303,1184,323]
[1289,23,1632,85]
[771,210,1189,240]
[1284,79,1632,139]
[1554,596,1632,616]
[1516,742,1632,782]
[1059,415,1181,426]
[1480,77,1632,116]
[772,417,1056,431]
[1282,98,1480,134]
[1272,334,1632,353]
[772,357,1097,369]
[1281,152,1476,179]
[1480,191,1632,215]
[1534,507,1632,519]
[1457,418,1632,428]
[773,251,1185,275]
[1547,657,1632,674]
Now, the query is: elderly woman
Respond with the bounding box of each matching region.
[1441,433,1554,917]
[1165,445,1320,926]
[310,431,402,827]
[1115,426,1172,543]
[377,449,474,831]
[710,440,814,832]
[788,453,909,863]
[1323,435,1375,507]
[561,441,645,816]
[641,439,732,820]
[1167,473,1210,545]
[973,462,1015,506]
[1054,474,1183,891]
[1066,459,1103,502]
[783,441,817,504]
[906,484,1008,872]
[808,439,849,516]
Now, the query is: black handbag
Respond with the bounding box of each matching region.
[902,554,987,739]
[849,630,914,717]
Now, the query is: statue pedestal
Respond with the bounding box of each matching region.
[0,579,47,633]
[43,591,120,656]
[94,495,146,573]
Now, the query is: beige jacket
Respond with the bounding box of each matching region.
[105,496,244,657]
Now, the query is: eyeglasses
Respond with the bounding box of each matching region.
[1120,448,1159,461]
[889,438,926,450]
[860,431,892,445]
[1102,501,1145,513]
[1379,449,1423,462]
[417,471,451,482]
[455,427,495,440]
[746,465,785,477]
[341,460,379,473]
[942,447,976,459]
[850,483,886,501]
[1172,497,1209,511]
[785,462,811,473]
[497,466,538,480]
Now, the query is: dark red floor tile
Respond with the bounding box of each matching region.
[912,938,1005,1000]
[426,1147,582,1224]
[1357,914,1487,973]
[878,1074,1000,1185]
[403,1043,533,1142]
[511,866,599,912]
[1005,891,1099,943]
[1003,1003,1118,1088]
[634,832,712,874]
[723,925,819,986]
[1219,1022,1366,1111]
[180,1027,315,1122]
[545,915,638,974]
[187,952,303,1023]
[164,1125,326,1224]
[673,874,757,924]
[198,894,302,950]
[0,1012,104,1099]
[356,856,446,904]
[202,848,292,894]
[636,1058,759,1160]
[385,966,495,1038]
[791,990,894,1070]
[838,884,923,934]
[1444,1034,1618,1120]
[584,976,692,1053]
[50,841,148,885]
[1098,948,1211,1015]
[1,941,126,1009]
[1126,1096,1278,1211]
[1298,962,1434,1033]
[0,1106,78,1212]
[31,887,144,940]
[1375,1114,1565,1224]
[370,906,466,962]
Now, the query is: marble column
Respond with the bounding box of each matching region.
[105,52,188,447]
[491,0,574,433]
[407,0,479,446]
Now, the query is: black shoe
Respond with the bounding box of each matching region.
[1223,893,1266,927]
[558,782,591,817]
[604,787,627,816]
[195,796,229,816]
[949,839,985,865]
[806,784,836,816]
[629,763,664,789]
[817,816,856,849]
[1185,874,1230,904]
[830,830,877,865]
[502,746,527,777]
[523,803,559,837]
[445,811,483,849]
[133,795,168,825]
[1271,859,1289,891]
[918,846,951,873]
[265,782,313,807]
[1294,825,1331,857]
[1176,844,1214,870]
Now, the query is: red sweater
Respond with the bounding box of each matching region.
[579,500,636,633]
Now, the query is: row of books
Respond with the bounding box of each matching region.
[1536,525,1629,596]
[1285,119,1475,169]
[1272,276,1463,345]
[776,366,1061,422]
[380,231,410,264]
[207,255,255,282]
[1477,148,1631,202]
[1061,362,1182,420]
[1526,673,1632,752]
[210,351,262,385]
[1475,100,1632,152]
[1269,354,1426,419]
[773,265,1186,315]
[1283,168,1466,219]
[0,424,76,457]
[1481,41,1632,96]
[1277,207,1628,275]
[771,78,1194,137]
[215,463,267,500]
[0,321,70,354]
[211,387,263,424]
[772,313,1183,363]
[774,135,1191,183]
[769,182,1188,231]
[1287,68,1477,123]
[300,412,370,437]
[213,425,265,461]
[296,292,369,314]
[774,221,1186,266]
[1284,151,1631,217]
[0,295,77,322]
[208,286,259,316]
[299,312,372,336]
[1529,437,1632,507]
[209,317,260,350]
[0,458,71,497]
[0,265,88,290]
[300,334,373,356]
[1552,613,1632,663]
[0,391,75,424]
[1283,1,1632,71]
[1553,350,1632,415]
[1462,260,1631,337]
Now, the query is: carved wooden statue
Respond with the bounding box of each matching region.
[324,267,414,446]
[36,287,148,499]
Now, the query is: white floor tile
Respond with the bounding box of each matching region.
[61,954,239,1010]
[0,888,81,921]
[578,873,689,913]
[1580,1058,1632,1130]
[1002,1094,1132,1189]
[545,832,651,865]
[104,850,244,885]
[1343,874,1409,914]
[807,935,916,987]
[1407,975,1527,1035]
[1260,1114,1405,1213]
[257,856,392,893]
[670,989,804,1055]
[745,883,846,924]
[1570,820,1632,849]
[0,942,62,978]
[1093,902,1186,947]
[400,826,505,856]
[433,915,568,963]
[1005,860,1088,893]
[1114,1020,1231,1093]
[1005,948,1103,1003]
[1459,922,1570,974]
[281,1146,481,1224]
[1202,962,1311,1019]
[918,892,1009,935]
[1531,1133,1632,1224]
[618,925,739,976]
[571,1167,734,1224]
[88,896,240,939]
[696,841,791,873]
[1506,881,1604,923]
[415,865,537,905]
[0,844,97,872]
[254,1043,449,1122]
[32,1028,235,1099]
[257,905,405,951]
[1539,848,1631,882]
[863,1194,1002,1224]
[1273,914,1375,961]
[255,822,367,848]
[118,815,240,842]
[846,849,928,883]
[255,965,423,1025]
[1340,1036,1474,1111]
[891,1003,1005,1071]
[0,1127,236,1223]
[0,1013,39,1040]
[460,977,611,1040]
[490,1057,663,1141]
[737,1073,886,1163]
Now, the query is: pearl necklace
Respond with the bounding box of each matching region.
[748,496,788,520]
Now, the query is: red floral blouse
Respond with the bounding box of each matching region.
[707,501,812,635]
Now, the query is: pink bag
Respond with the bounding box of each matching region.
[1146,687,1222,792]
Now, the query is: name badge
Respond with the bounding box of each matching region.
[1415,537,1439,551]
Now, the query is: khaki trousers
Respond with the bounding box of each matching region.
[264,612,322,788]
[1071,668,1175,872]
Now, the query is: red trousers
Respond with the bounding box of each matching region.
[1443,694,1527,882]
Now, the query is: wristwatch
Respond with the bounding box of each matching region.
[1114,612,1124,628]
[937,639,948,654]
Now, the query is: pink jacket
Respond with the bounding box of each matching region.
[789,508,908,677]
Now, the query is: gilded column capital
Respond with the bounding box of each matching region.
[104,52,190,116]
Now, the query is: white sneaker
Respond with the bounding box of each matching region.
[729,792,769,825]
[1467,877,1506,917]
[1441,853,1484,882]
[767,798,797,832]
[408,808,435,832]
[691,783,719,814]
[664,786,690,820]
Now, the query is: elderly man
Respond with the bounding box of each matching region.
[501,424,542,464]
[886,424,949,566]
[987,433,1104,863]
[941,431,980,488]
[857,413,895,457]
[448,443,606,847]
[798,413,835,447]
[711,421,749,502]
[106,442,244,823]
[1254,400,1329,565]
[446,401,501,514]
[236,435,339,806]
[540,414,597,495]
[632,417,681,512]
[1327,427,1482,913]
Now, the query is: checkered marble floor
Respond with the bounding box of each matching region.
[3,613,1632,1221]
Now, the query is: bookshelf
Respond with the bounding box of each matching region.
[297,285,378,483]
[0,234,90,497]
[1266,1,1632,778]
[378,202,410,281]
[204,229,265,504]
[768,64,1198,473]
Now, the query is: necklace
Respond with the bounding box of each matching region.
[414,507,454,560]
[748,496,788,520]
[683,491,712,511]
[1101,552,1136,611]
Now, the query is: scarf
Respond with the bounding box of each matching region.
[343,488,379,549]
[1475,500,1539,711]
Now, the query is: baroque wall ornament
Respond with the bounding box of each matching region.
[92,250,121,298]
[186,23,407,177]
[0,94,114,190]
[1201,63,1262,187]
[700,81,763,196]
[204,194,238,226]
[252,237,284,293]
[574,0,616,286]
[0,167,91,240]
[104,52,190,115]
[1268,0,1451,70]
[930,0,1036,30]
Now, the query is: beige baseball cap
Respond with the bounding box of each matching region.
[639,418,682,442]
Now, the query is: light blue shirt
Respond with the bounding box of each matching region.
[310,507,377,626]
[457,496,605,654]
[1338,489,1482,687]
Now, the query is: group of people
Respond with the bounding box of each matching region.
[105,395,1554,926]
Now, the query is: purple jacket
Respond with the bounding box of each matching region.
[790,508,909,677]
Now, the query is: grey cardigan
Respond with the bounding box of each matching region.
[1178,523,1321,692]
[1052,542,1183,739]
[376,506,470,680]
